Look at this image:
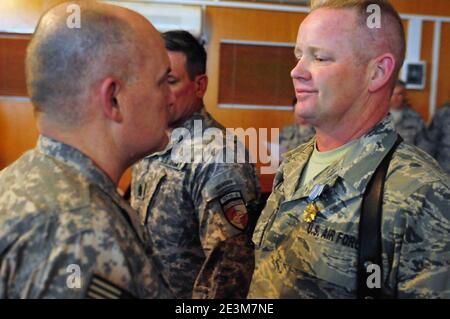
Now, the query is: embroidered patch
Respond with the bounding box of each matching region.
[219,191,248,231]
[85,275,136,299]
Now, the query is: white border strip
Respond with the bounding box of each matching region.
[146,0,450,22]
[3,1,450,33]
[120,0,310,13]
[406,18,422,61]
[429,21,441,120]
[218,103,293,111]
[221,39,295,47]
[0,96,30,102]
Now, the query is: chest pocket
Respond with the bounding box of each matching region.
[259,189,361,291]
[132,169,167,225]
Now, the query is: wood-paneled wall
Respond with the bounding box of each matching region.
[0,99,38,168]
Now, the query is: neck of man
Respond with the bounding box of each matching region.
[314,96,389,152]
[38,118,126,186]
[169,101,204,130]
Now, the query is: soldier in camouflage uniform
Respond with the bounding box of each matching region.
[389,80,426,146]
[248,0,450,299]
[0,2,174,298]
[131,31,260,299]
[280,123,315,153]
[280,98,316,154]
[417,102,450,173]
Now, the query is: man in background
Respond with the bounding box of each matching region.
[389,79,426,146]
[131,30,260,299]
[0,1,173,298]
[418,102,450,173]
[280,97,316,154]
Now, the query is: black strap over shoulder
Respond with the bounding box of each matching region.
[357,135,403,299]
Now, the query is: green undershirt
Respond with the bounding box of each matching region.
[299,139,359,189]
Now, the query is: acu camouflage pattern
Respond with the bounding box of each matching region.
[280,123,315,153]
[0,136,171,299]
[248,116,450,299]
[131,108,260,299]
[391,107,426,146]
[417,103,450,173]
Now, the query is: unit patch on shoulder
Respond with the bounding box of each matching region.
[85,275,136,299]
[219,191,248,231]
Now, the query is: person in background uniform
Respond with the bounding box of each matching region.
[389,79,426,146]
[0,1,174,298]
[248,0,449,299]
[280,98,315,154]
[417,102,450,173]
[131,31,260,299]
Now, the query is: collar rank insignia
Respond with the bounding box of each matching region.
[86,275,136,299]
[303,184,327,223]
[219,191,248,231]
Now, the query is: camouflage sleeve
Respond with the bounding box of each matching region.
[396,181,450,298]
[192,163,260,298]
[1,208,169,299]
[252,165,285,249]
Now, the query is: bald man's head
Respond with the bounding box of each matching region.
[26,1,154,126]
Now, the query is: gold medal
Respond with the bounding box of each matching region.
[303,202,319,223]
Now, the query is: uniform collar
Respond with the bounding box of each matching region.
[37,135,146,243]
[282,116,398,200]
[37,135,117,194]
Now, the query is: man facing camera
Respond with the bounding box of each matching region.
[131,31,260,299]
[249,0,449,299]
[0,1,174,298]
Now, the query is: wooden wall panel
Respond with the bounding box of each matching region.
[390,0,450,17]
[218,42,296,106]
[0,34,30,96]
[0,99,38,169]
[204,7,305,132]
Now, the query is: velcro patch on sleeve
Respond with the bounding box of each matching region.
[85,275,136,299]
[219,191,248,231]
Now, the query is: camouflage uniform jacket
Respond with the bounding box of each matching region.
[248,117,450,299]
[0,136,171,299]
[280,123,315,153]
[392,107,426,146]
[417,103,450,173]
[131,108,261,299]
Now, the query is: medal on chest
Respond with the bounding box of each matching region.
[303,184,327,223]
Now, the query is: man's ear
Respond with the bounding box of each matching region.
[100,77,123,123]
[368,53,395,93]
[194,74,208,99]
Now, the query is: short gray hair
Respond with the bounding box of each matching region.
[26,4,136,126]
